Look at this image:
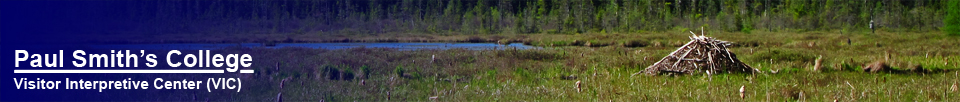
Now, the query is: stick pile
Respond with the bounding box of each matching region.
[636,32,755,76]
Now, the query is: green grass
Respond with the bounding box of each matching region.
[165,31,960,101]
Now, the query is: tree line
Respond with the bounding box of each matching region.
[95,0,954,35]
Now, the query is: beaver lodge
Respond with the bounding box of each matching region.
[635,31,756,76]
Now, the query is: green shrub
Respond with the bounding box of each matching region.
[945,0,960,36]
[360,65,370,78]
[394,66,404,75]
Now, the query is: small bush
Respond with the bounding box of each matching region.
[393,66,419,79]
[394,66,404,75]
[740,24,753,34]
[359,65,370,78]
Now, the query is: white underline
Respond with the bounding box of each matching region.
[239,70,254,73]
[14,69,230,73]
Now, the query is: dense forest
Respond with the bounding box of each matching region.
[70,0,959,35]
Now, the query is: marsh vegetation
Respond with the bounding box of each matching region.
[22,0,960,101]
[192,31,960,101]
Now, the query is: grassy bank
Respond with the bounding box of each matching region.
[195,31,960,101]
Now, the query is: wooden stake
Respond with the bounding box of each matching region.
[951,82,958,92]
[813,55,823,72]
[576,81,582,92]
[739,85,746,99]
